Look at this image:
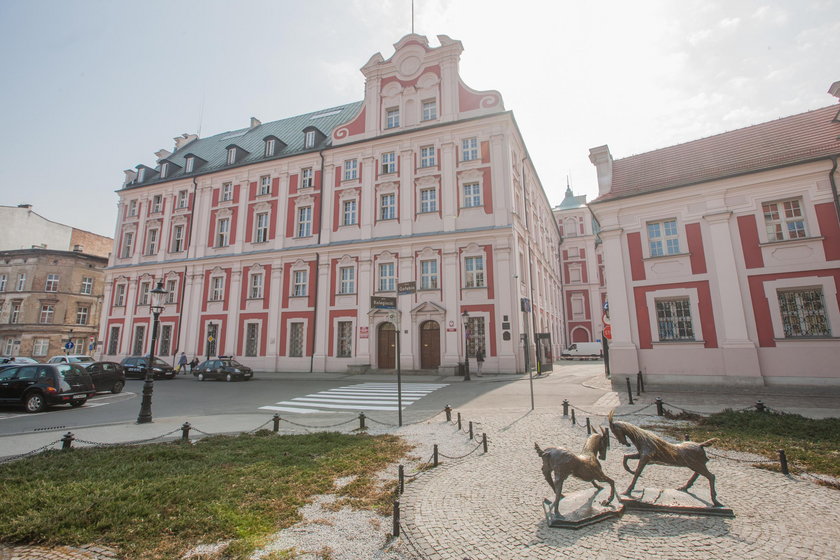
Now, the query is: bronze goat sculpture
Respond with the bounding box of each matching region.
[608,410,723,507]
[535,427,616,515]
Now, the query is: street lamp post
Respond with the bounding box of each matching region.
[137,281,168,424]
[390,312,403,427]
[461,310,471,381]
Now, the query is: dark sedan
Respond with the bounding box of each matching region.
[193,357,254,382]
[84,361,126,393]
[0,363,95,413]
[120,356,177,380]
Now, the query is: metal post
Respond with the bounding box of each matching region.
[181,422,191,441]
[482,433,488,453]
[571,409,576,425]
[462,313,471,382]
[469,421,473,440]
[625,377,634,405]
[398,464,405,494]
[444,405,452,422]
[392,501,400,537]
[433,444,439,467]
[586,417,591,435]
[755,400,766,413]
[778,449,789,475]
[636,372,641,396]
[396,324,403,427]
[359,412,366,430]
[562,399,569,416]
[457,412,462,430]
[638,371,645,393]
[273,414,281,432]
[655,397,664,416]
[61,432,74,450]
[137,309,161,424]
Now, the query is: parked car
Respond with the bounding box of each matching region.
[0,363,96,413]
[47,355,95,365]
[0,356,39,365]
[84,361,126,393]
[193,357,253,382]
[120,356,176,380]
[560,342,603,360]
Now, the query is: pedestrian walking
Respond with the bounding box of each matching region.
[178,352,188,374]
[190,357,199,373]
[476,348,485,376]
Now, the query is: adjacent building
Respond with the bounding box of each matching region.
[0,205,111,359]
[100,34,563,374]
[588,84,840,390]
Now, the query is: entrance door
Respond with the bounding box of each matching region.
[420,320,440,369]
[377,322,396,369]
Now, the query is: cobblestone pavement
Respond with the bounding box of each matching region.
[397,408,840,560]
[0,544,119,560]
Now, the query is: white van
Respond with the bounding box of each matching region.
[560,342,603,360]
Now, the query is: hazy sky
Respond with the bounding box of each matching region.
[0,0,837,238]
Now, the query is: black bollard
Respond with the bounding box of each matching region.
[571,409,576,425]
[433,444,439,467]
[778,449,789,475]
[273,414,281,432]
[181,422,191,441]
[755,401,766,413]
[482,433,488,453]
[445,405,452,422]
[457,412,462,430]
[586,417,591,435]
[398,464,405,494]
[636,371,642,396]
[626,377,634,405]
[562,399,569,416]
[61,432,74,450]
[655,397,664,416]
[359,412,367,430]
[469,421,474,440]
[392,501,400,537]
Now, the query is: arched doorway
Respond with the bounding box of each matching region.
[377,322,396,369]
[419,320,440,369]
[571,327,591,342]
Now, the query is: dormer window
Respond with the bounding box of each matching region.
[227,147,236,165]
[386,107,400,129]
[265,138,276,157]
[137,168,146,182]
[185,156,194,173]
[159,162,168,179]
[304,130,315,149]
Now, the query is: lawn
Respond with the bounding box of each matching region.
[0,431,409,559]
[655,409,840,481]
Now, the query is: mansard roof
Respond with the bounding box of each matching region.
[123,101,363,189]
[600,104,840,201]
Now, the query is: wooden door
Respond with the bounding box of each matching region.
[377,322,396,369]
[420,321,440,369]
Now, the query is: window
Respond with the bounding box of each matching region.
[420,146,436,168]
[216,217,230,247]
[2,337,12,356]
[301,168,313,188]
[386,107,400,129]
[569,265,581,283]
[304,130,316,149]
[210,277,224,301]
[146,228,159,255]
[114,284,126,307]
[466,316,485,358]
[337,321,353,357]
[342,200,357,226]
[464,256,485,288]
[165,278,177,304]
[381,152,396,174]
[763,199,807,241]
[33,338,49,357]
[159,162,168,179]
[420,260,438,290]
[159,324,172,356]
[185,156,195,173]
[172,224,185,252]
[297,207,312,238]
[221,182,233,201]
[39,304,54,324]
[422,99,437,121]
[249,272,264,299]
[128,200,138,216]
[76,306,89,325]
[339,266,355,294]
[463,182,481,208]
[343,159,358,181]
[45,274,59,292]
[420,188,437,213]
[289,323,304,357]
[255,213,270,243]
[122,232,134,258]
[152,194,162,213]
[177,190,188,209]
[259,175,271,195]
[655,298,695,341]
[778,288,830,337]
[139,281,150,305]
[0,274,6,291]
[647,219,680,257]
[10,302,20,324]
[137,168,145,182]
[108,326,120,354]
[80,277,93,295]
[132,325,146,355]
[245,323,259,357]
[378,262,396,292]
[462,137,478,161]
[227,147,236,165]
[16,273,26,291]
[264,138,276,157]
[293,270,308,297]
[380,193,396,220]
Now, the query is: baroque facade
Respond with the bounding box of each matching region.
[100,35,563,374]
[588,83,840,390]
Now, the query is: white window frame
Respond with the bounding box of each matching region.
[264,139,276,157]
[378,262,396,292]
[462,137,479,161]
[227,147,236,165]
[259,175,271,195]
[301,168,313,189]
[249,272,264,299]
[765,276,839,340]
[0,274,7,292]
[380,193,396,220]
[304,130,316,149]
[172,224,185,252]
[10,302,21,323]
[122,232,134,258]
[464,255,485,288]
[159,162,168,179]
[76,306,89,325]
[289,322,305,357]
[420,146,436,168]
[152,194,162,213]
[255,212,270,243]
[177,190,188,209]
[137,168,145,182]
[210,276,225,302]
[297,206,312,238]
[339,266,355,294]
[146,227,159,255]
[420,259,438,290]
[422,99,437,121]
[165,278,177,304]
[221,182,233,201]
[185,156,194,173]
[385,107,400,129]
[419,188,437,213]
[763,198,807,242]
[343,159,358,181]
[128,199,138,216]
[571,294,586,320]
[45,273,59,292]
[33,338,49,356]
[381,152,396,174]
[16,274,25,291]
[139,281,150,305]
[81,276,93,295]
[293,270,308,297]
[342,199,357,226]
[644,288,704,344]
[39,304,54,324]
[463,182,481,208]
[647,218,680,257]
[216,217,231,247]
[114,284,126,307]
[568,265,582,283]
[336,320,353,357]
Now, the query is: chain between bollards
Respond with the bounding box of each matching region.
[273,414,281,432]
[392,500,400,537]
[181,422,191,441]
[444,405,452,422]
[626,377,634,405]
[61,432,74,450]
[778,449,789,475]
[358,412,366,430]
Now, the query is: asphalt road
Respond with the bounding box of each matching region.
[0,361,610,436]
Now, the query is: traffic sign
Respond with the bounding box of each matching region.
[604,325,612,340]
[64,341,75,350]
[207,336,215,343]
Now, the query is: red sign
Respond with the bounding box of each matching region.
[603,325,612,340]
[359,326,369,339]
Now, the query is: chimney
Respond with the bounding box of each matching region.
[155,148,172,160]
[17,203,32,209]
[250,117,262,129]
[173,133,198,150]
[589,145,614,197]
[829,80,840,101]
[123,169,137,186]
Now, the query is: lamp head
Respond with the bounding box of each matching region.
[150,280,167,314]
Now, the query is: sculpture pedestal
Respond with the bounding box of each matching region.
[620,488,734,517]
[542,487,624,529]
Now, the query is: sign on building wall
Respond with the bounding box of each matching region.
[397,282,416,295]
[371,296,397,309]
[359,326,369,339]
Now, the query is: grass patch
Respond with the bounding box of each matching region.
[654,409,840,479]
[0,431,409,559]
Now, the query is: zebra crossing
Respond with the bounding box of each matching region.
[258,382,449,414]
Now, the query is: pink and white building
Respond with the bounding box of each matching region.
[589,84,840,390]
[99,35,563,374]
